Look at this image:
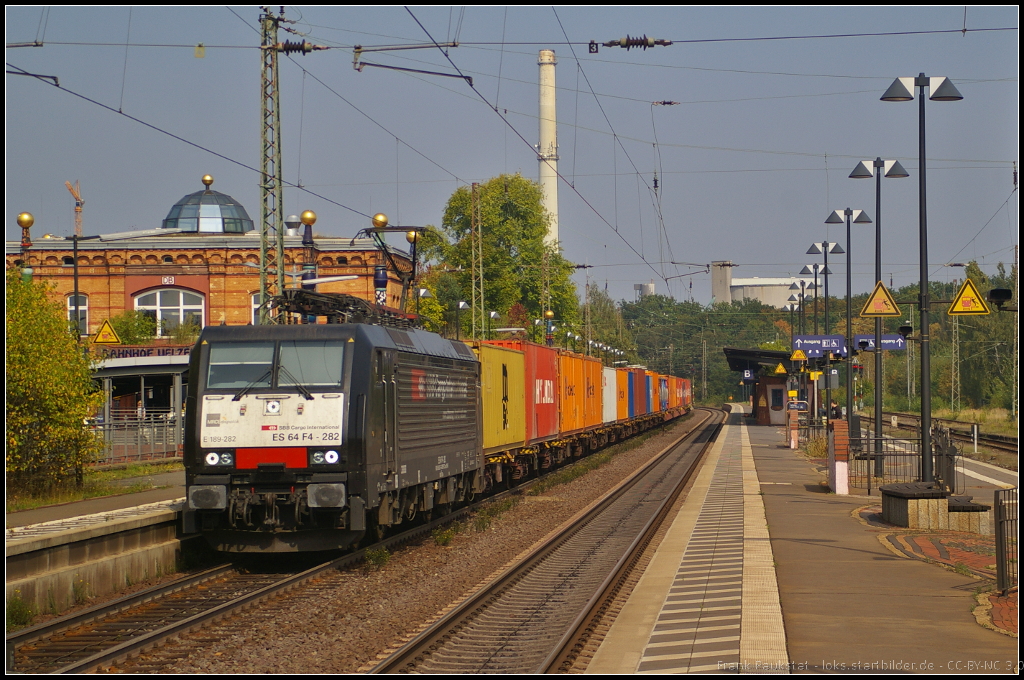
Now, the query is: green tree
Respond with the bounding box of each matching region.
[6,269,103,493]
[108,310,156,345]
[419,174,578,336]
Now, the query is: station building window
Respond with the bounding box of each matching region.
[252,293,260,325]
[67,294,88,336]
[135,289,204,336]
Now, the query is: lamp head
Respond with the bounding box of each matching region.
[849,161,874,179]
[881,77,915,102]
[884,159,910,178]
[986,288,1012,309]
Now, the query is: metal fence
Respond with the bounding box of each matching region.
[91,411,183,465]
[994,488,1018,594]
[847,436,923,493]
[845,425,963,495]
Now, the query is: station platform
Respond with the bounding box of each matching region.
[587,405,1017,674]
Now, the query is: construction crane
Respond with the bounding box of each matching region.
[64,180,83,237]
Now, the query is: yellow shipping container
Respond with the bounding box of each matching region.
[471,343,526,454]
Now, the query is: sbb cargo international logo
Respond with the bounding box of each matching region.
[411,369,468,401]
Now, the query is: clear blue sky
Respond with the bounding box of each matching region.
[6,6,1018,305]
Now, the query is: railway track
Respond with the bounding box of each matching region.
[8,414,707,674]
[860,412,1018,454]
[369,408,724,674]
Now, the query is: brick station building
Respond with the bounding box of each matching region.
[7,175,410,335]
[6,175,411,420]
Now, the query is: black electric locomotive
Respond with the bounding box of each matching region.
[183,322,483,552]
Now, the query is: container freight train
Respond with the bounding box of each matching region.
[183,324,692,552]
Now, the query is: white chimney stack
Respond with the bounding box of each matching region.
[538,50,559,246]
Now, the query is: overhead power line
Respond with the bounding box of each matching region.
[403,7,668,285]
[6,62,371,220]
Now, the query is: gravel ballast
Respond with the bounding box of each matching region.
[116,416,699,674]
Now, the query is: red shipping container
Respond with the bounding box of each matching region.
[484,339,559,445]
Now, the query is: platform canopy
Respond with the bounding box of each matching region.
[722,346,793,374]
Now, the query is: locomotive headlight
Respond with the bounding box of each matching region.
[204,452,233,467]
[312,451,325,464]
[324,450,339,464]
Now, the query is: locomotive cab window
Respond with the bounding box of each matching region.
[279,340,345,387]
[207,342,274,389]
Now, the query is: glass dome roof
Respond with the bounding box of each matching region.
[161,178,254,234]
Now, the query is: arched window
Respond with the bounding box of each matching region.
[135,289,204,336]
[67,294,88,336]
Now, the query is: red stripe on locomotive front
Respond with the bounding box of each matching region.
[236,447,308,469]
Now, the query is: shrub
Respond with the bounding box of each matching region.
[6,270,103,494]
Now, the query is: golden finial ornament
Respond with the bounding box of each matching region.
[17,212,35,229]
[301,210,317,226]
[372,213,388,229]
[405,230,419,244]
[202,174,214,188]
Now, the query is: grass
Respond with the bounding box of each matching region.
[432,524,460,546]
[364,548,391,571]
[6,461,182,513]
[930,407,1017,437]
[6,590,33,632]
[803,435,828,459]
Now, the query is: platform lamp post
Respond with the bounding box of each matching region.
[881,74,963,483]
[488,311,500,339]
[456,301,469,340]
[826,208,872,423]
[784,302,797,347]
[850,158,910,463]
[799,265,821,335]
[806,242,842,423]
[416,288,432,317]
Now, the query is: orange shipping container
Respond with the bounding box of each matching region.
[583,355,603,429]
[616,368,629,421]
[558,351,585,435]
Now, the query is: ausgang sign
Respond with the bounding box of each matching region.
[793,335,847,358]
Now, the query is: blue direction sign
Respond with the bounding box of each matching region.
[793,335,847,358]
[853,334,908,351]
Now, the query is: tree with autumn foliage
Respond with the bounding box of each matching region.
[6,268,103,492]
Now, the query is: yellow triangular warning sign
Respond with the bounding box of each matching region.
[790,349,807,361]
[948,278,991,316]
[92,319,123,345]
[859,281,902,317]
[774,362,787,374]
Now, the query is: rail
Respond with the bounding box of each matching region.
[369,409,723,674]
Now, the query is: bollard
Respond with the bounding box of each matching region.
[789,409,800,449]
